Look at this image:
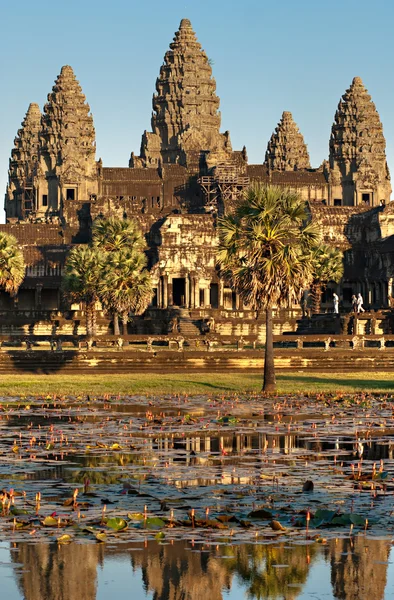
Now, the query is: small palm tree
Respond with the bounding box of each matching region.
[218,184,320,392]
[99,249,153,334]
[92,217,147,333]
[0,232,25,296]
[310,245,344,314]
[62,246,105,338]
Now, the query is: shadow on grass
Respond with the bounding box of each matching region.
[278,374,394,390]
[181,380,241,391]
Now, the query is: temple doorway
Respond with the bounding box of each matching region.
[173,278,186,306]
[210,283,218,308]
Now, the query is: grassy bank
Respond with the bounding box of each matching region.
[0,372,393,396]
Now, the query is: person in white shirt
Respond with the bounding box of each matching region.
[333,292,339,314]
[357,293,365,313]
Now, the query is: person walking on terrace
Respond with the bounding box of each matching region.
[351,294,357,312]
[333,292,339,314]
[357,293,365,313]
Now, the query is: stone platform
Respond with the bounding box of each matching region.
[1,347,394,374]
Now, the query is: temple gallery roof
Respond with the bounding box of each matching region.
[246,165,327,185]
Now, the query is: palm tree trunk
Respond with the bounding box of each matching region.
[91,302,97,337]
[311,281,323,314]
[113,312,120,336]
[122,312,128,335]
[263,306,276,393]
[85,303,92,338]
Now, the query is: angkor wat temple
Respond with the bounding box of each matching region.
[3,18,394,325]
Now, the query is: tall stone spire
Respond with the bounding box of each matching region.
[329,77,391,206]
[131,18,232,170]
[39,65,96,179]
[265,111,311,171]
[36,65,98,215]
[5,103,41,219]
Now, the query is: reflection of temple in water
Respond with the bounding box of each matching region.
[327,537,390,600]
[127,541,232,600]
[13,542,103,600]
[9,537,394,600]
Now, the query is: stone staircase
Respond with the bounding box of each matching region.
[173,308,202,336]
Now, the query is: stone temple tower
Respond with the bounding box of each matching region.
[35,65,98,217]
[5,103,41,220]
[265,111,311,171]
[131,18,232,171]
[329,77,391,206]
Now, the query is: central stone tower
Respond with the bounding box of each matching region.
[130,18,232,171]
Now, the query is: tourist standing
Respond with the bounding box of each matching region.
[357,293,365,313]
[351,294,357,312]
[333,292,339,314]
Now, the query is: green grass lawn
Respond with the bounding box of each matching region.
[0,371,393,396]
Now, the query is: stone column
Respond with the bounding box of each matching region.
[163,275,168,308]
[194,279,200,308]
[190,276,195,309]
[168,277,173,306]
[157,277,162,308]
[235,293,240,310]
[219,281,224,309]
[204,287,210,308]
[185,275,190,308]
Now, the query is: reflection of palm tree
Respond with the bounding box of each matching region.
[13,542,103,600]
[130,541,232,600]
[328,537,389,600]
[223,542,317,600]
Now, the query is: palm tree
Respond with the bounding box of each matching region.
[99,248,153,335]
[92,217,145,253]
[0,232,25,296]
[310,245,344,314]
[62,246,105,338]
[92,217,148,334]
[217,184,320,392]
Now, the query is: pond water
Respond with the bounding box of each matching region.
[1,392,394,598]
[0,537,394,599]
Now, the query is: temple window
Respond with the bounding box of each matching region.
[362,193,370,204]
[66,188,76,201]
[334,198,342,206]
[42,194,48,207]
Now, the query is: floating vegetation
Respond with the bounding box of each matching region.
[0,391,394,546]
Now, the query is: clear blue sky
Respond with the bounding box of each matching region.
[1,0,394,222]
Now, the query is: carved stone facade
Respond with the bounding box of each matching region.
[329,77,391,207]
[265,111,311,171]
[130,18,232,171]
[2,19,394,315]
[6,103,41,220]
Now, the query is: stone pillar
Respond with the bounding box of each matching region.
[388,278,393,302]
[157,277,162,308]
[190,276,195,309]
[168,277,173,306]
[235,293,240,310]
[163,275,168,308]
[204,287,210,308]
[185,275,190,308]
[219,281,224,309]
[194,279,200,308]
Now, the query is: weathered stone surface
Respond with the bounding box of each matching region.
[131,18,232,170]
[329,76,391,206]
[35,65,98,218]
[5,103,41,220]
[265,111,311,171]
